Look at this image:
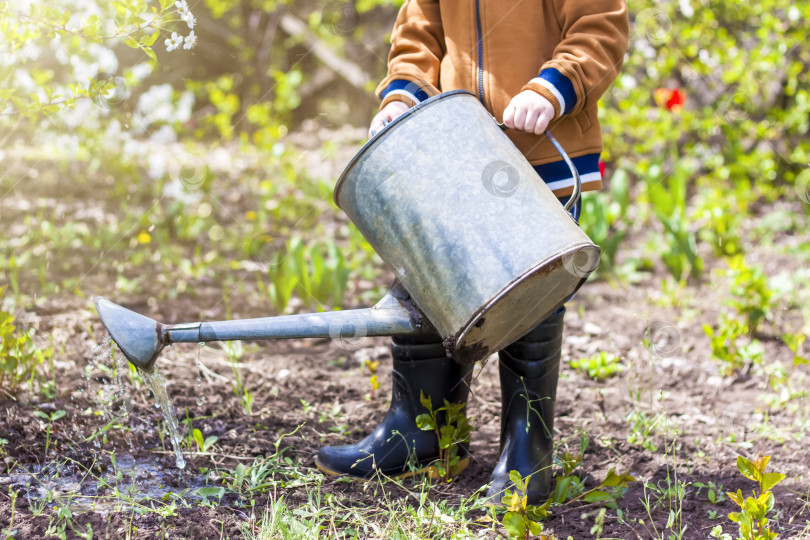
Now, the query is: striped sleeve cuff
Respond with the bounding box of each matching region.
[521,67,577,118]
[379,79,434,108]
[533,153,602,197]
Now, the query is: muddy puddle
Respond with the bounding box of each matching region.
[2,454,206,515]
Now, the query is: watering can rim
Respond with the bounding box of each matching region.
[333,89,475,209]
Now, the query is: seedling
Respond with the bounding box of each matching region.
[192,428,218,453]
[570,351,625,380]
[726,454,785,540]
[703,314,763,376]
[0,307,52,395]
[724,256,775,335]
[34,409,66,455]
[415,393,472,482]
[497,471,549,539]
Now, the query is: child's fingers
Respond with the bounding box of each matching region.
[533,109,553,135]
[523,108,541,133]
[503,103,516,129]
[512,106,528,132]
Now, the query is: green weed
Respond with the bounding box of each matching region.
[570,351,625,380]
[415,393,472,482]
[726,454,785,540]
[0,308,52,396]
[723,256,775,335]
[703,314,764,377]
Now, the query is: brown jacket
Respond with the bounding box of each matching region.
[376,0,629,192]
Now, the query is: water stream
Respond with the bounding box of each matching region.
[137,366,187,470]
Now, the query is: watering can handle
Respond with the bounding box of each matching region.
[496,122,581,215]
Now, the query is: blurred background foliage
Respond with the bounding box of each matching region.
[1,0,809,324]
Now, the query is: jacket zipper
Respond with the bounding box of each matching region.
[474,0,485,103]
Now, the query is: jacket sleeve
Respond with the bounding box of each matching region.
[522,0,629,118]
[375,0,445,109]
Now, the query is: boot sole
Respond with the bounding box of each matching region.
[315,456,470,481]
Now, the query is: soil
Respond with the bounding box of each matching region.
[1,139,809,538]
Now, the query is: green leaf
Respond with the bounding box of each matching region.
[196,486,224,500]
[203,435,218,451]
[583,490,614,503]
[51,410,66,421]
[528,520,544,536]
[599,467,636,488]
[192,428,204,451]
[727,489,744,507]
[415,414,434,431]
[509,470,526,493]
[761,472,785,492]
[737,455,760,482]
[34,411,49,419]
[419,391,431,410]
[502,512,526,539]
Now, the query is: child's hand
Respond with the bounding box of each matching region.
[369,101,410,138]
[503,91,556,135]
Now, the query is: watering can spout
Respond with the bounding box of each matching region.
[95,291,428,371]
[95,297,167,371]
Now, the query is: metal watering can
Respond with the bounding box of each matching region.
[96,90,599,370]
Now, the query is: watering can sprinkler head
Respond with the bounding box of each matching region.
[95,297,166,371]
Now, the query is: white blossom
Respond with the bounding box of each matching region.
[165,32,183,52]
[183,31,197,50]
[181,10,196,29]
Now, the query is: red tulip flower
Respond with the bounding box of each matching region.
[654,88,685,112]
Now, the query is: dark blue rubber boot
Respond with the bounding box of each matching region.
[315,333,473,478]
[486,307,564,504]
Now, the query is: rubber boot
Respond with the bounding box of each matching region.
[486,307,565,504]
[315,333,474,478]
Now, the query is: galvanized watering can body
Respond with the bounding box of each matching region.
[335,90,599,363]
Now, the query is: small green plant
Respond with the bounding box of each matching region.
[625,410,664,452]
[726,454,785,540]
[724,256,775,335]
[264,236,351,313]
[782,332,809,377]
[415,393,472,481]
[2,487,18,539]
[222,341,253,415]
[0,308,52,396]
[34,409,66,455]
[570,351,625,380]
[363,358,380,397]
[192,428,218,453]
[703,314,764,376]
[694,481,727,506]
[498,471,549,539]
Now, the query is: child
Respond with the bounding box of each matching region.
[316,0,629,503]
